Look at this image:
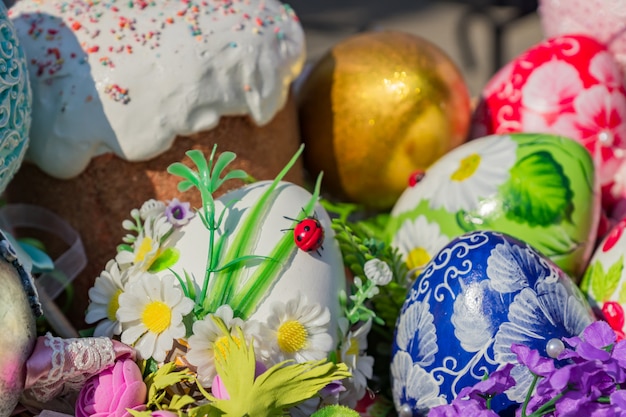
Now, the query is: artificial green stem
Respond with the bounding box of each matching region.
[346,279,374,323]
[521,374,540,417]
[525,391,564,417]
[197,189,216,309]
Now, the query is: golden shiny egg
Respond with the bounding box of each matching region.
[298,30,472,210]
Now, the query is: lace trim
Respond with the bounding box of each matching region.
[26,333,117,402]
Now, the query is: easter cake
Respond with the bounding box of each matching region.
[4,0,306,322]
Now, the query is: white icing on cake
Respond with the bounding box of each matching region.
[9,0,305,179]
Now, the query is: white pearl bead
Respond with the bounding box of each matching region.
[546,338,565,359]
[398,404,413,417]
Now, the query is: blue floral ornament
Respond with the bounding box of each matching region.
[391,230,596,416]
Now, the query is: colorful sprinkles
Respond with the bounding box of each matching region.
[10,0,301,104]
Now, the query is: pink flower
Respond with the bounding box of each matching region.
[76,358,147,417]
[521,59,583,116]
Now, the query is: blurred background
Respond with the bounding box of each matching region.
[288,0,543,96]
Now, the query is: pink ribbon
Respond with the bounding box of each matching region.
[15,333,135,415]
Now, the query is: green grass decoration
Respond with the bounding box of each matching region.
[205,144,305,315]
[168,144,312,320]
[232,172,324,319]
[168,146,259,318]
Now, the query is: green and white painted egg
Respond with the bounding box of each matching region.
[154,180,346,343]
[385,133,599,281]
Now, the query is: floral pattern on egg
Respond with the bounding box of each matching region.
[385,133,598,280]
[471,34,626,212]
[580,218,626,338]
[391,230,595,416]
[391,216,450,271]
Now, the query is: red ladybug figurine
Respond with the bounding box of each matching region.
[293,216,324,254]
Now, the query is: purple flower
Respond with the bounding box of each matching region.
[320,380,346,397]
[511,343,555,377]
[563,321,616,362]
[610,390,626,410]
[429,398,499,417]
[458,363,516,402]
[165,198,195,227]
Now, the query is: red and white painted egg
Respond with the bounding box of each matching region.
[539,0,626,79]
[471,34,626,214]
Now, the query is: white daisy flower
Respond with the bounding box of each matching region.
[85,260,127,337]
[396,135,517,214]
[261,293,334,364]
[338,319,374,408]
[186,304,261,387]
[364,258,393,286]
[391,216,450,271]
[116,213,174,273]
[117,274,194,362]
[428,135,517,212]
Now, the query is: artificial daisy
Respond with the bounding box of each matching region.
[338,318,374,408]
[85,260,127,337]
[207,321,350,417]
[396,135,517,214]
[116,212,174,273]
[391,216,450,271]
[261,293,334,364]
[186,304,261,387]
[117,273,194,362]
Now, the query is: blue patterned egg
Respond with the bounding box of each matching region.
[0,0,30,194]
[391,230,595,416]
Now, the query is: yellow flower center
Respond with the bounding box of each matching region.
[450,153,481,182]
[407,247,431,270]
[107,289,123,322]
[134,236,154,263]
[213,335,242,362]
[141,301,172,334]
[346,337,360,356]
[277,320,308,353]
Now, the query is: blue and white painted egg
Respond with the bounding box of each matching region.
[391,230,595,416]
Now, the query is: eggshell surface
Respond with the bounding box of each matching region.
[385,133,599,281]
[391,230,595,415]
[580,217,626,338]
[471,35,626,203]
[154,181,346,344]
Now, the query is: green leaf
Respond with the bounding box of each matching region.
[169,393,197,409]
[220,169,249,184]
[209,318,351,417]
[588,260,618,301]
[210,151,237,191]
[501,151,573,227]
[311,405,360,417]
[128,411,153,417]
[187,149,211,183]
[148,247,180,272]
[167,162,200,191]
